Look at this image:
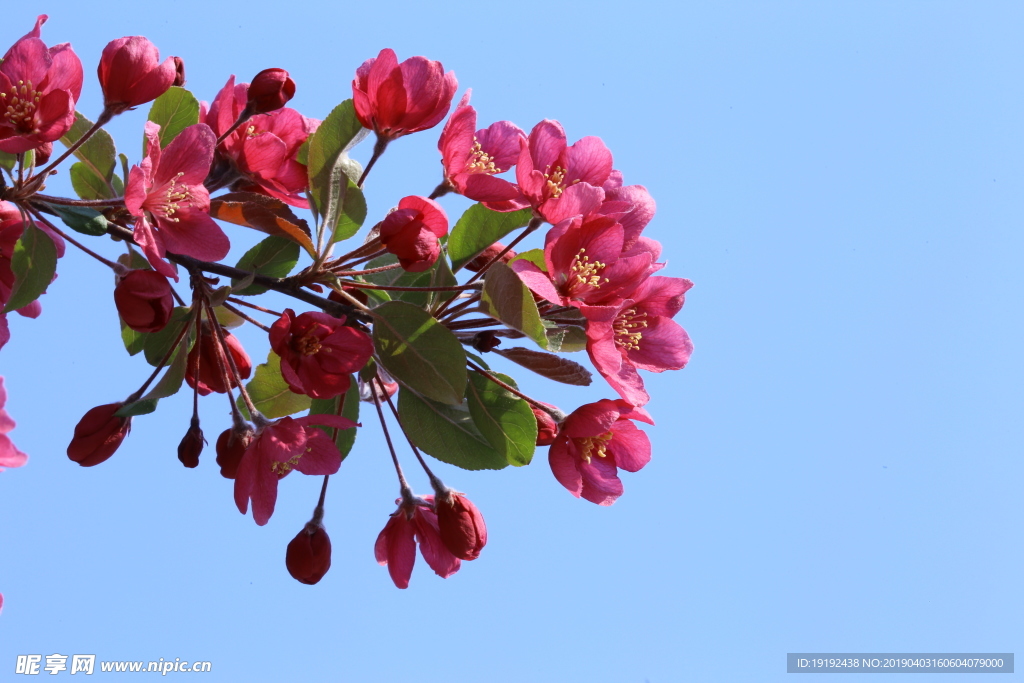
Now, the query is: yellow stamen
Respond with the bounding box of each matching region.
[579,432,613,463]
[613,308,648,351]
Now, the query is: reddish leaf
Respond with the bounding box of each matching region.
[210,192,315,256]
[492,347,593,386]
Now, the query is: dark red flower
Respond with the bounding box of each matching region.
[215,425,253,479]
[378,196,448,272]
[185,326,251,396]
[98,36,178,114]
[269,309,372,399]
[375,494,460,589]
[434,491,487,561]
[67,403,131,467]
[247,68,295,114]
[286,521,332,585]
[352,48,457,142]
[177,418,205,468]
[113,269,173,333]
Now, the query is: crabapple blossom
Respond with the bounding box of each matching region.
[269,309,373,400]
[0,377,28,472]
[378,196,448,272]
[374,495,460,589]
[66,403,132,467]
[286,521,332,585]
[113,269,173,333]
[98,36,178,114]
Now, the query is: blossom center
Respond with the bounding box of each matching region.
[579,431,613,463]
[567,248,608,293]
[293,333,322,356]
[544,165,568,198]
[147,172,194,223]
[466,139,498,174]
[1,80,41,134]
[271,452,303,476]
[613,307,648,351]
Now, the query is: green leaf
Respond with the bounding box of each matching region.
[398,387,508,471]
[120,320,147,356]
[115,398,158,418]
[45,203,108,236]
[3,223,58,314]
[492,346,592,385]
[60,112,117,197]
[510,248,547,271]
[231,235,299,295]
[448,204,532,272]
[69,162,113,201]
[143,307,193,366]
[308,377,360,461]
[118,344,190,415]
[0,150,17,172]
[466,371,537,466]
[480,262,548,348]
[371,301,467,405]
[307,100,369,243]
[330,178,367,243]
[544,324,588,353]
[146,87,200,149]
[239,351,311,418]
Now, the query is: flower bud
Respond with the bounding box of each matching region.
[114,270,173,333]
[464,242,516,272]
[67,403,131,467]
[215,426,252,479]
[177,418,205,468]
[286,521,332,585]
[434,491,487,561]
[98,36,179,113]
[533,404,559,446]
[171,56,186,87]
[379,196,448,272]
[471,330,501,353]
[185,326,252,396]
[247,68,296,114]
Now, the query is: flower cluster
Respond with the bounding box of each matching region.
[0,23,693,591]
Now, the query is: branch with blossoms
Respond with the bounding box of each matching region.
[0,16,694,590]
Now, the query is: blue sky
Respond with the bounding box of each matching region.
[1,1,1021,680]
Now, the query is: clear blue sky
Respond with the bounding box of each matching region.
[1,1,1021,680]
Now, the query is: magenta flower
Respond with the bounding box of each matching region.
[126,122,229,279]
[549,399,654,506]
[379,196,448,272]
[205,76,319,208]
[581,276,694,407]
[98,36,179,114]
[0,377,28,472]
[234,414,357,526]
[374,494,460,589]
[269,308,373,399]
[516,120,613,224]
[0,15,83,154]
[352,48,457,142]
[597,179,657,254]
[438,91,525,206]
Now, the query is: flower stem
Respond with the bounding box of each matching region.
[369,369,411,496]
[357,135,389,188]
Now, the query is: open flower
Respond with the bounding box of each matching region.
[269,309,373,399]
[126,122,229,280]
[234,414,357,526]
[549,399,654,506]
[438,91,525,206]
[352,48,457,142]
[98,36,178,114]
[0,15,83,153]
[0,377,28,471]
[581,276,694,407]
[374,494,460,589]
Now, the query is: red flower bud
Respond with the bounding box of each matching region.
[464,242,516,272]
[113,270,173,333]
[215,426,253,479]
[434,491,487,561]
[471,330,501,353]
[533,404,559,446]
[379,196,448,272]
[185,326,252,396]
[286,521,332,585]
[247,68,296,115]
[177,418,205,468]
[98,36,179,113]
[67,403,131,467]
[33,142,53,166]
[171,57,186,87]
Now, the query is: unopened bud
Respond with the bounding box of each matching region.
[114,269,174,333]
[247,68,296,114]
[286,521,332,585]
[172,56,186,87]
[177,418,205,468]
[471,330,501,353]
[532,404,559,446]
[434,491,487,561]
[67,403,131,467]
[215,426,253,479]
[465,242,516,272]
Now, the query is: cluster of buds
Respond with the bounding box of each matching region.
[0,22,693,590]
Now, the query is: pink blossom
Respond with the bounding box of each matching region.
[269,308,373,400]
[549,399,654,506]
[0,15,83,153]
[353,49,457,142]
[374,494,460,589]
[126,122,229,280]
[98,36,178,113]
[0,377,28,471]
[581,276,694,407]
[234,414,357,526]
[438,91,525,206]
[596,179,657,253]
[516,120,613,224]
[205,76,319,208]
[379,196,448,272]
